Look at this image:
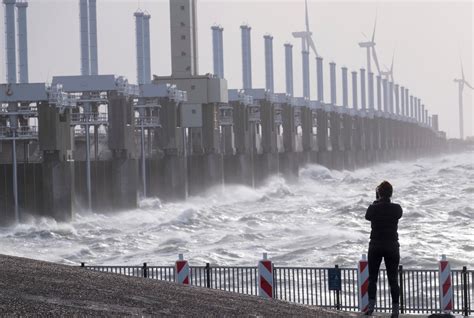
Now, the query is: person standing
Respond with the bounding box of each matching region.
[364,181,403,318]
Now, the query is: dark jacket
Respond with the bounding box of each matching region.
[365,198,403,243]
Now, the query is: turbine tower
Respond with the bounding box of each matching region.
[358,16,381,76]
[292,0,319,98]
[454,58,474,139]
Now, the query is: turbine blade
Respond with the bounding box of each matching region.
[361,32,368,40]
[372,47,381,76]
[305,0,310,32]
[307,35,319,57]
[371,13,377,42]
[465,81,474,90]
[461,57,465,81]
[390,50,395,72]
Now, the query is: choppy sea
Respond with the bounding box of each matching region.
[1,151,472,269]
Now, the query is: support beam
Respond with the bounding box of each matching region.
[79,0,90,76]
[376,75,382,111]
[352,71,358,110]
[316,57,324,102]
[16,1,29,83]
[342,67,348,108]
[212,26,224,79]
[329,62,336,105]
[134,11,145,84]
[302,51,310,98]
[264,35,274,93]
[241,25,252,89]
[368,72,374,110]
[4,0,17,83]
[89,0,98,75]
[284,43,293,96]
[143,13,151,83]
[360,68,366,110]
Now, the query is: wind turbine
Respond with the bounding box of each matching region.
[454,58,474,139]
[358,16,382,76]
[381,51,395,83]
[292,0,319,98]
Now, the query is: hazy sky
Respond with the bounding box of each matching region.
[0,0,472,138]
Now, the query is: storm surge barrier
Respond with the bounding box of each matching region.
[81,262,473,315]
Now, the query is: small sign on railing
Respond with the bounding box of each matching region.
[328,267,341,291]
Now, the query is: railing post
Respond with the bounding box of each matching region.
[463,266,468,317]
[358,254,369,313]
[399,265,404,314]
[335,264,341,310]
[206,263,211,288]
[175,254,190,285]
[143,262,148,278]
[439,254,453,313]
[258,253,274,298]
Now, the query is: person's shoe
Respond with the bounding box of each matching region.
[390,302,400,318]
[364,299,376,316]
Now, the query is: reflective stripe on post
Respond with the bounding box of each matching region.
[358,254,369,312]
[258,253,274,298]
[175,253,189,285]
[439,254,453,313]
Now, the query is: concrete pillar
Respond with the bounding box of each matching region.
[282,103,296,153]
[329,62,336,105]
[264,35,274,93]
[343,113,355,169]
[342,67,348,108]
[260,100,277,154]
[395,84,400,115]
[38,103,74,221]
[16,1,29,83]
[108,94,138,210]
[316,109,331,166]
[79,0,90,76]
[368,72,374,111]
[330,112,344,169]
[376,75,382,111]
[417,98,422,123]
[382,78,388,113]
[135,11,145,85]
[301,106,313,152]
[89,0,98,75]
[352,71,358,110]
[400,87,405,117]
[405,89,409,118]
[212,26,224,78]
[284,43,294,96]
[360,68,366,110]
[241,25,252,89]
[143,14,151,83]
[302,51,310,99]
[388,81,394,114]
[316,57,324,102]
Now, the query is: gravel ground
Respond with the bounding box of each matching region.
[0,254,432,317]
[0,254,360,317]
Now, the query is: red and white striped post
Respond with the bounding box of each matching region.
[439,254,453,313]
[358,254,369,312]
[258,253,274,298]
[175,253,189,285]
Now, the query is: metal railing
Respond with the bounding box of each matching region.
[70,112,108,125]
[81,263,473,316]
[135,116,161,128]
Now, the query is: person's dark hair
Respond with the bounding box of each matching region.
[377,181,393,199]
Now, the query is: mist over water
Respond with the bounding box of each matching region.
[0,151,472,269]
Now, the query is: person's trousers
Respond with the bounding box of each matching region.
[368,241,400,304]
